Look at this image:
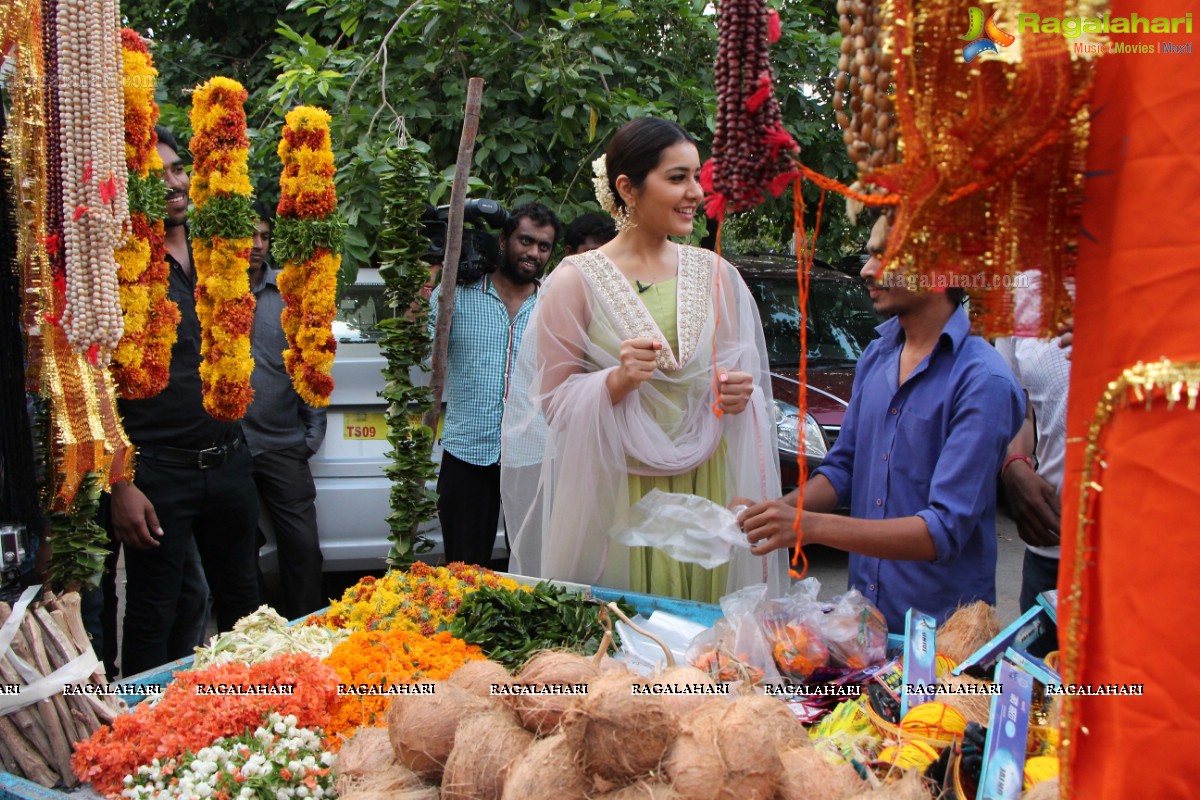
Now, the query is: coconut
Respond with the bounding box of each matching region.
[560,670,680,784]
[592,778,683,799]
[649,665,725,719]
[936,602,1001,664]
[663,698,783,800]
[1023,778,1059,800]
[734,693,809,750]
[776,746,865,800]
[334,727,401,794]
[508,651,599,735]
[447,659,511,698]
[500,734,589,800]
[337,763,427,798]
[441,710,535,800]
[936,675,993,725]
[387,681,491,779]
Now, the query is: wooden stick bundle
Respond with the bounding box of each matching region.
[0,589,129,788]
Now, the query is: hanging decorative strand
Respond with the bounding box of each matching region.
[110,28,179,399]
[273,106,345,407]
[704,0,798,221]
[188,77,258,420]
[55,0,128,362]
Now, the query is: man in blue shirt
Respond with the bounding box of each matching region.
[430,203,561,567]
[738,213,1024,632]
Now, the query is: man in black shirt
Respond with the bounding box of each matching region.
[108,127,260,676]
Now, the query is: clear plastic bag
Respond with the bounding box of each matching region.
[814,589,889,671]
[611,489,749,569]
[761,578,830,682]
[686,584,779,685]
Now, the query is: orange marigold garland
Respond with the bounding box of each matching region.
[273,106,345,407]
[111,28,179,399]
[188,77,258,420]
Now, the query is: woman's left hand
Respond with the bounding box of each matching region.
[717,370,754,414]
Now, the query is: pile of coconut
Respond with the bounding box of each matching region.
[331,638,949,800]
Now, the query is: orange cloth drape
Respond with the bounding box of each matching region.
[1058,1,1200,795]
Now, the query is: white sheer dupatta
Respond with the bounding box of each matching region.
[501,245,787,596]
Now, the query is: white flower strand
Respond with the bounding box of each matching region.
[591,154,633,232]
[57,0,127,360]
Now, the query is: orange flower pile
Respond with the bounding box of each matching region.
[188,76,257,420]
[111,28,178,399]
[323,629,484,746]
[70,653,338,796]
[274,106,341,406]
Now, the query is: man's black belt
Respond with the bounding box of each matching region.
[138,437,243,470]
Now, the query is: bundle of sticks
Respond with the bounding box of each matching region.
[0,588,127,788]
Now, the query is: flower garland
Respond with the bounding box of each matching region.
[323,629,484,745]
[307,562,527,636]
[111,28,178,399]
[121,713,336,800]
[189,76,258,420]
[71,653,339,796]
[273,106,345,407]
[55,0,129,361]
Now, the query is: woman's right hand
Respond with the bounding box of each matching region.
[606,337,662,402]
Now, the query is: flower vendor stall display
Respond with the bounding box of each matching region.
[193,607,350,669]
[188,76,259,421]
[110,28,178,400]
[273,106,345,408]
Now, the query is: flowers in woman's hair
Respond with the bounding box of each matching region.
[592,155,635,231]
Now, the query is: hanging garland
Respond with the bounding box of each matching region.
[55,0,128,362]
[376,145,437,567]
[273,106,344,407]
[110,28,178,399]
[188,77,258,421]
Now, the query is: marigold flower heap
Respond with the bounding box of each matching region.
[274,106,345,406]
[110,29,179,399]
[188,76,258,420]
[309,561,526,636]
[323,629,484,745]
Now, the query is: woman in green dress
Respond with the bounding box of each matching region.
[502,118,787,603]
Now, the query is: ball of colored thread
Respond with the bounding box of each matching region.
[899,702,967,742]
[1024,755,1060,789]
[877,741,940,769]
[935,652,957,677]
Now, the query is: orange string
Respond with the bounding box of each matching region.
[710,218,725,419]
[789,176,811,581]
[788,159,901,207]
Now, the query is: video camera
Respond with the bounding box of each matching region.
[421,198,510,286]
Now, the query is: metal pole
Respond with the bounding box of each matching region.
[424,77,484,431]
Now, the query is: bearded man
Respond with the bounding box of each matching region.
[429,202,561,567]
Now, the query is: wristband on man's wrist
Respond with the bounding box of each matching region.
[1001,453,1035,479]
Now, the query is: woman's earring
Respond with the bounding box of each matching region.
[616,204,637,232]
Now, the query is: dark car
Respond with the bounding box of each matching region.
[733,255,882,491]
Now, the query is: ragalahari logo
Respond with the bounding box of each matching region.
[961,6,1016,62]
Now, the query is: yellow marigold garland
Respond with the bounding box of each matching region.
[111,29,179,399]
[274,106,344,407]
[189,77,257,420]
[308,561,528,636]
[322,629,484,746]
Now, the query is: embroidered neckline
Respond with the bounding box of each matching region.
[573,246,711,371]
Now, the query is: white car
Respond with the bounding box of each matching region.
[257,268,506,575]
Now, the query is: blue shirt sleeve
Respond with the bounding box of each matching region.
[916,368,1025,564]
[812,344,875,507]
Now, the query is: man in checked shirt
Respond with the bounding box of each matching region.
[429,203,561,567]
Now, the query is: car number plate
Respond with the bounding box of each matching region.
[343,412,387,441]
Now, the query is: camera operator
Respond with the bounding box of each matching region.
[429,202,561,568]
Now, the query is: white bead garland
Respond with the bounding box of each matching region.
[57,0,128,360]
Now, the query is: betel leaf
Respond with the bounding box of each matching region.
[448,582,636,670]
